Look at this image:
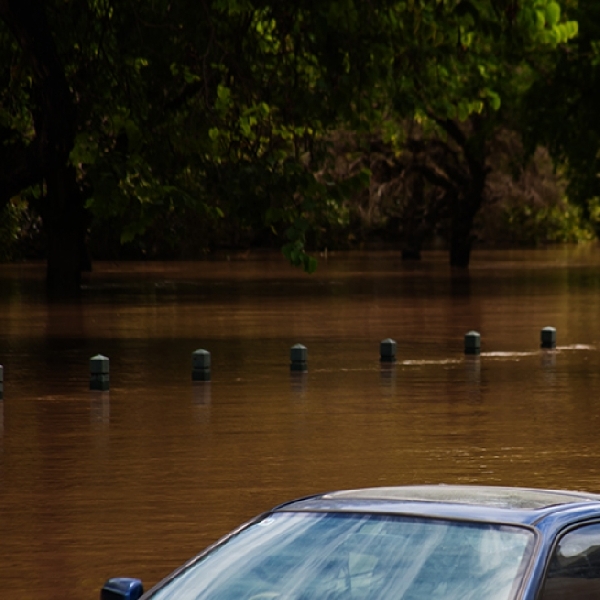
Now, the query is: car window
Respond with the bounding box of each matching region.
[148,512,534,600]
[540,522,600,600]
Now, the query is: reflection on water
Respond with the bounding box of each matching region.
[90,392,110,427]
[0,246,600,599]
[192,381,212,407]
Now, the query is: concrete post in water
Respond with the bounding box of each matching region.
[0,364,3,399]
[464,331,481,356]
[290,344,308,372]
[192,349,211,381]
[380,338,397,363]
[541,326,557,349]
[90,355,110,391]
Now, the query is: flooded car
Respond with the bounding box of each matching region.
[101,485,600,600]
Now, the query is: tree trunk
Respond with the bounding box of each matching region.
[449,171,486,268]
[44,165,88,294]
[401,174,424,261]
[447,118,489,269]
[0,0,85,295]
[449,209,475,267]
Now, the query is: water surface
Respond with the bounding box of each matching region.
[1,246,600,599]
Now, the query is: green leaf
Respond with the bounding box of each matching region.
[303,255,317,273]
[457,102,470,122]
[535,10,546,30]
[565,20,578,39]
[545,2,560,27]
[489,93,501,111]
[216,85,231,108]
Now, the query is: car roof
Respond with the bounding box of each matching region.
[275,485,600,527]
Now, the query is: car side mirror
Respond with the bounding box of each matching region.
[100,577,144,600]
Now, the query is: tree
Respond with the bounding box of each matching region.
[1,0,384,286]
[380,0,578,266]
[0,0,580,294]
[523,0,600,234]
[0,0,83,293]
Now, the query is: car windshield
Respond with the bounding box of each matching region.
[148,511,535,600]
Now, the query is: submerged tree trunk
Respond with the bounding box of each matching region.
[449,162,487,268]
[401,174,425,260]
[449,207,475,267]
[432,116,489,269]
[44,165,88,293]
[1,0,84,295]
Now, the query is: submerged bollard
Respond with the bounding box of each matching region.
[290,344,308,372]
[0,364,3,399]
[90,355,110,391]
[192,349,211,381]
[464,331,481,356]
[380,338,397,363]
[541,326,557,349]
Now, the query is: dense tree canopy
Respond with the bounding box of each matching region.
[0,0,585,293]
[523,0,600,232]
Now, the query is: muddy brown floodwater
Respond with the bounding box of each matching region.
[1,246,600,599]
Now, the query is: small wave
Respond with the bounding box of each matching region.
[481,352,536,358]
[557,344,595,351]
[401,359,462,365]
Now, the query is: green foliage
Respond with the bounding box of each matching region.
[0,0,587,274]
[495,202,595,245]
[0,204,18,262]
[588,197,600,236]
[381,0,577,128]
[0,197,28,262]
[522,0,600,212]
